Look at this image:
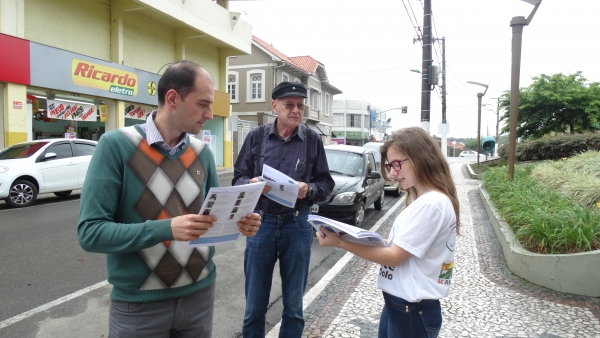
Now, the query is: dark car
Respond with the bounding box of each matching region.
[362,141,402,197]
[311,145,386,227]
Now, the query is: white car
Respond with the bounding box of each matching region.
[362,141,402,197]
[459,150,487,159]
[0,139,97,207]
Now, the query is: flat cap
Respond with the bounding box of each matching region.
[272,81,308,100]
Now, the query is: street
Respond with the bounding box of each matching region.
[0,187,402,338]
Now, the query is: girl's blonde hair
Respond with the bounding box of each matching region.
[380,127,460,234]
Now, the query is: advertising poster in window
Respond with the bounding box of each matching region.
[47,99,97,121]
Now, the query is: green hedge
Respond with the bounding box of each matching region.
[498,133,600,161]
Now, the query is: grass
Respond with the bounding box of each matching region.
[529,151,600,209]
[481,161,600,254]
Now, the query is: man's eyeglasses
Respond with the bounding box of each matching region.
[384,158,409,172]
[279,102,306,111]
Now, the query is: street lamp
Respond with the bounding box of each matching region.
[508,0,542,180]
[452,140,456,157]
[467,81,488,168]
[486,98,501,156]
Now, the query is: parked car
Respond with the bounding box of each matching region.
[459,150,487,159]
[362,141,401,197]
[311,145,386,227]
[0,139,98,207]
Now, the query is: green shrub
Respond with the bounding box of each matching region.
[482,165,600,254]
[498,133,600,162]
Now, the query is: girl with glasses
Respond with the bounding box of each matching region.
[317,126,460,338]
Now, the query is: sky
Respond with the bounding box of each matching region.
[229,0,600,139]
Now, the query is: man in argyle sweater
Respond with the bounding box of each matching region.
[78,60,261,338]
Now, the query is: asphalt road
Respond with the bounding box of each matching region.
[0,189,402,338]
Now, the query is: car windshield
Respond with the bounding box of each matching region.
[362,144,381,152]
[0,142,48,159]
[326,150,364,177]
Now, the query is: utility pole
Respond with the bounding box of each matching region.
[433,36,447,157]
[420,0,432,133]
[490,97,501,156]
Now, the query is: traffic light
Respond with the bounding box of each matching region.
[401,106,407,114]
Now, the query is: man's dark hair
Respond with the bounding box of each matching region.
[157,60,210,106]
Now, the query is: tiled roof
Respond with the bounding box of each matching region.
[252,35,294,63]
[289,56,319,73]
[251,35,341,94]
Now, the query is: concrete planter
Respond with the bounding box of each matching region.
[478,184,600,297]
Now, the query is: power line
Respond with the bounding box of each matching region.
[401,0,422,46]
[446,63,476,96]
[407,0,423,37]
[331,65,422,74]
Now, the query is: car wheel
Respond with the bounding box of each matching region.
[352,202,366,227]
[391,187,401,197]
[54,190,73,198]
[374,189,385,210]
[6,180,38,208]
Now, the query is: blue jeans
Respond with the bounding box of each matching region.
[242,209,312,338]
[378,292,442,338]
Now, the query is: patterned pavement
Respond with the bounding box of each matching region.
[279,162,600,338]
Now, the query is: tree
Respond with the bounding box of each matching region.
[499,72,600,140]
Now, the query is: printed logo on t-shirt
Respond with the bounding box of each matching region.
[437,260,454,285]
[379,265,395,280]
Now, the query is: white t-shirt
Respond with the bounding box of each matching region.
[377,191,457,302]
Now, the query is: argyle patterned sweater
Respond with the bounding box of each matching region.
[78,125,218,302]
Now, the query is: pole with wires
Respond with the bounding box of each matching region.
[420,0,432,133]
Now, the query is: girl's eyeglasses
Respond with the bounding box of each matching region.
[384,158,409,172]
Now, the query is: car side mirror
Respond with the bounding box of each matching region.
[44,152,57,160]
[368,171,381,179]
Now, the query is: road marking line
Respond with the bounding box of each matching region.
[267,194,407,338]
[0,280,109,330]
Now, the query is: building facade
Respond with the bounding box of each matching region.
[0,0,253,168]
[227,35,342,161]
[332,99,388,146]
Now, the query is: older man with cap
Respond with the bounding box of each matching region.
[233,81,334,337]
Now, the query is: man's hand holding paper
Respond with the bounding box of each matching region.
[260,164,300,208]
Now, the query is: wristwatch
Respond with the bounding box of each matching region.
[306,184,313,199]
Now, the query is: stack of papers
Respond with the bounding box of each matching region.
[308,215,388,247]
[189,181,266,247]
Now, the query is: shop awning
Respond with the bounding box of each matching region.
[305,122,330,136]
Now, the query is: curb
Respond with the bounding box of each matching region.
[478,184,600,297]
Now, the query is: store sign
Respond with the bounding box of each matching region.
[47,99,97,121]
[124,104,150,120]
[346,131,363,138]
[13,101,22,109]
[30,42,160,105]
[72,59,138,96]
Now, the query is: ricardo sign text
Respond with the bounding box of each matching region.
[72,59,138,96]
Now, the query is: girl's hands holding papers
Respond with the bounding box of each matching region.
[316,226,343,248]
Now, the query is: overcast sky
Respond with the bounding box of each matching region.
[229,0,600,138]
